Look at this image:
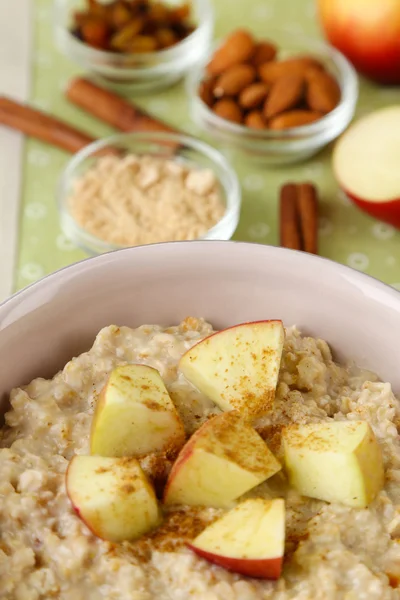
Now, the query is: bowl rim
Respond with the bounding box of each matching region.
[187,33,359,139]
[3,241,399,312]
[54,0,214,76]
[57,131,241,253]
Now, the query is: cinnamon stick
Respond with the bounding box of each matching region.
[0,96,95,153]
[279,182,319,254]
[297,183,318,254]
[280,183,302,251]
[66,78,178,136]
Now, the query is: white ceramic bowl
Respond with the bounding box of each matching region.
[1,242,399,407]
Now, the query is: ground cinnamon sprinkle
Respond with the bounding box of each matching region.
[387,573,400,588]
[120,507,221,562]
[256,423,284,455]
[68,154,226,246]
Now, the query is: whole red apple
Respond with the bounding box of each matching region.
[318,0,400,84]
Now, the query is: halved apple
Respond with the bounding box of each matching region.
[282,420,384,507]
[333,107,400,228]
[163,411,281,507]
[90,364,185,458]
[188,498,285,579]
[66,455,160,542]
[179,320,285,421]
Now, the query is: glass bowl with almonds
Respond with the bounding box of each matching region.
[187,29,358,165]
[54,0,213,93]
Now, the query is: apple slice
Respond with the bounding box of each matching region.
[91,364,185,458]
[66,455,160,542]
[188,498,285,579]
[179,320,285,421]
[333,107,400,228]
[163,411,281,508]
[282,420,384,507]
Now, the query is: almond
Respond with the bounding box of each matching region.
[268,110,323,130]
[306,70,341,113]
[239,83,270,109]
[264,74,305,119]
[207,30,255,76]
[304,65,324,82]
[214,64,256,97]
[213,99,243,124]
[245,111,267,129]
[199,78,215,107]
[252,41,277,66]
[259,57,323,83]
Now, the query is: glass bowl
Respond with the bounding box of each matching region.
[57,131,241,255]
[54,0,213,93]
[187,31,358,165]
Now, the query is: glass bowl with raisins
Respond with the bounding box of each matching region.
[187,29,358,165]
[55,0,213,93]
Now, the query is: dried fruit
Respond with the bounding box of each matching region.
[110,1,132,29]
[213,99,243,124]
[306,70,341,113]
[169,2,190,22]
[239,83,269,109]
[127,35,158,53]
[244,111,266,129]
[81,18,110,49]
[147,1,169,22]
[264,74,305,119]
[214,64,256,98]
[259,57,323,83]
[269,110,323,130]
[71,0,194,53]
[87,0,109,19]
[155,28,178,49]
[252,41,277,66]
[110,18,145,51]
[207,30,255,76]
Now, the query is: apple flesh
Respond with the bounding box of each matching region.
[90,364,186,458]
[318,0,400,84]
[179,320,285,421]
[66,455,160,542]
[282,420,384,508]
[163,411,281,508]
[333,106,400,228]
[188,498,285,579]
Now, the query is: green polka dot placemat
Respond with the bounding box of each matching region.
[16,0,400,291]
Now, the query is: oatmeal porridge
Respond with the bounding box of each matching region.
[0,317,399,600]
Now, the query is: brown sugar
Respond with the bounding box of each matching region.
[68,154,225,247]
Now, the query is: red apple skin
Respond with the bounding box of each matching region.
[163,446,194,503]
[187,544,283,579]
[70,505,102,539]
[318,0,400,84]
[163,418,210,503]
[345,189,400,228]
